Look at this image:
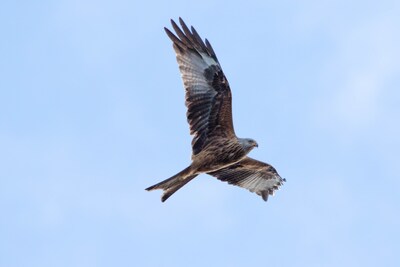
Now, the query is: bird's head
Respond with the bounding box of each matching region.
[239,138,258,152]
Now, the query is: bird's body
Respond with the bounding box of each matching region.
[146,18,285,202]
[192,137,254,172]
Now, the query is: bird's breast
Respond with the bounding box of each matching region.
[191,139,248,173]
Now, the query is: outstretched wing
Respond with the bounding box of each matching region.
[165,18,235,156]
[208,157,286,201]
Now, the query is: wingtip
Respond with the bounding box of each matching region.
[170,18,178,28]
[178,17,187,28]
[261,191,269,201]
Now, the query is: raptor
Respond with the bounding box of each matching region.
[146,18,285,202]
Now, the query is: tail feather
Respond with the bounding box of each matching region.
[146,166,198,202]
[160,175,197,202]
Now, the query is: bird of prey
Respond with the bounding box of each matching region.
[146,18,285,202]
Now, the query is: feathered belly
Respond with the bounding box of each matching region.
[191,139,247,172]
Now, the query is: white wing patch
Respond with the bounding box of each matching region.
[208,157,286,201]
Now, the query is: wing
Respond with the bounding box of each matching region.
[208,157,286,201]
[165,18,235,156]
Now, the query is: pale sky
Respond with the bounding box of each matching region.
[1,1,399,266]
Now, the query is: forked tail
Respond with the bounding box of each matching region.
[145,166,198,202]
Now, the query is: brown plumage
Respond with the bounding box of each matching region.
[145,18,285,202]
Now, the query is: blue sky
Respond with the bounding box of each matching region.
[1,1,399,266]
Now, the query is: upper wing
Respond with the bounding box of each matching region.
[208,157,286,201]
[165,18,235,156]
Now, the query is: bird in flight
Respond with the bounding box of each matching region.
[146,18,285,202]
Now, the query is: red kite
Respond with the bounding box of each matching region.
[146,18,285,202]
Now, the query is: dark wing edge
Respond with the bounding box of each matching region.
[165,18,235,156]
[208,157,286,201]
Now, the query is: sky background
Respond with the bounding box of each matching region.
[1,0,399,266]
